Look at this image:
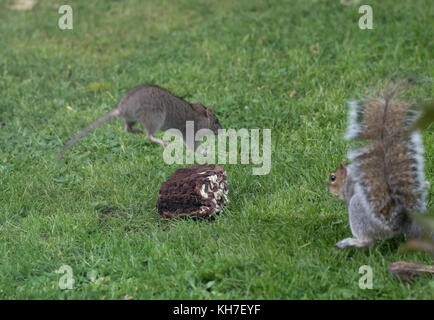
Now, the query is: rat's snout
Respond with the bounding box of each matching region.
[216,120,223,130]
[209,113,222,134]
[215,121,222,134]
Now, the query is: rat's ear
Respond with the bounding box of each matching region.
[206,108,213,117]
[339,159,347,170]
[191,102,204,112]
[193,101,205,109]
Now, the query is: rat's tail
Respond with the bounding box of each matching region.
[56,109,120,163]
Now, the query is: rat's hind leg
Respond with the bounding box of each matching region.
[138,118,167,147]
[146,133,168,147]
[124,120,143,134]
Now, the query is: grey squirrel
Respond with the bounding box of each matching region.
[56,85,222,163]
[328,83,429,248]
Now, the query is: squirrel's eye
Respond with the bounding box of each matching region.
[330,175,336,182]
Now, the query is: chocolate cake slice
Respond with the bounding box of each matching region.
[157,164,229,218]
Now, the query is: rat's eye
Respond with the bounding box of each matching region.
[330,175,336,182]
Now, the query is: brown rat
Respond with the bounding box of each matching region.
[56,85,222,163]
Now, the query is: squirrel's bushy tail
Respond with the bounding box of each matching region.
[56,109,120,163]
[345,84,427,220]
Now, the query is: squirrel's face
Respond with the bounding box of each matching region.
[328,160,347,200]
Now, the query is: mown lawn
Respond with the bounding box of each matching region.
[0,0,433,299]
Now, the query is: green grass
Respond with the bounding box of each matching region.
[0,0,433,299]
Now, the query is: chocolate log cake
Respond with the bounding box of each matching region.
[156,164,229,218]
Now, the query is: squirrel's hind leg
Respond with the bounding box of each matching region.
[336,193,379,249]
[336,237,374,249]
[403,219,434,241]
